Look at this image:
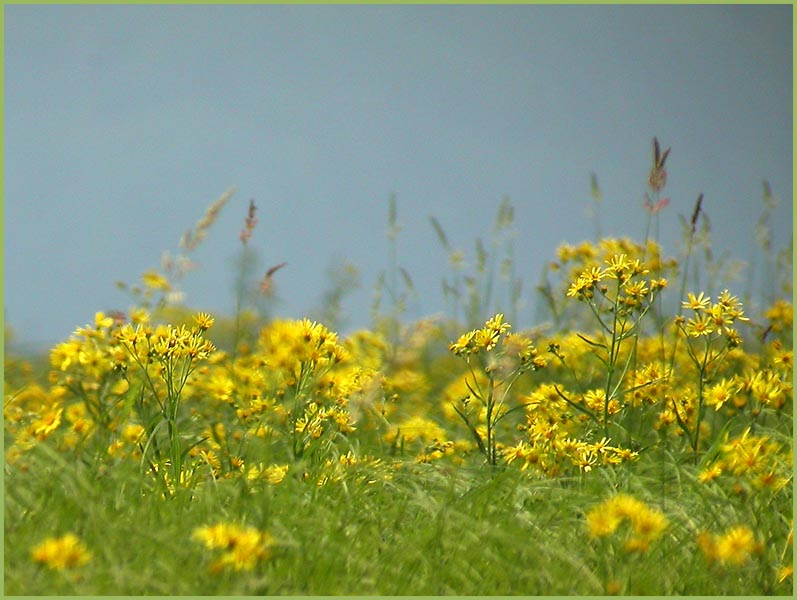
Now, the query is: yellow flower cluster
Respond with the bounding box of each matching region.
[553,238,676,278]
[585,494,668,553]
[384,414,447,446]
[697,525,763,566]
[115,318,216,363]
[677,289,748,342]
[763,299,793,333]
[449,313,511,356]
[314,451,389,486]
[260,463,290,484]
[141,270,171,291]
[295,400,356,439]
[193,523,274,572]
[506,384,637,476]
[9,313,136,460]
[31,533,92,570]
[50,311,127,378]
[698,427,792,492]
[740,366,792,411]
[566,253,668,312]
[257,318,346,375]
[447,314,549,465]
[182,317,369,473]
[448,314,545,374]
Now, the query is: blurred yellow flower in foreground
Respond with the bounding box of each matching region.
[193,523,274,572]
[586,494,668,553]
[697,525,763,566]
[31,533,92,570]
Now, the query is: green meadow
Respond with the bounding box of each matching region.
[4,143,792,595]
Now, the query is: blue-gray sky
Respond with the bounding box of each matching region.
[4,4,793,347]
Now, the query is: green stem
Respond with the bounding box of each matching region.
[691,337,712,458]
[603,280,623,438]
[692,366,706,459]
[486,373,496,465]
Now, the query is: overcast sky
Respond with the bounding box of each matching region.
[4,4,793,347]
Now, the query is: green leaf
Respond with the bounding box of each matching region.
[576,332,607,350]
[590,172,602,201]
[399,267,415,292]
[553,384,598,423]
[451,402,486,457]
[429,216,450,250]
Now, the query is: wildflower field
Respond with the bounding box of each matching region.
[4,140,793,595]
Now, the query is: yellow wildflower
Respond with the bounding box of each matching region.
[193,312,215,331]
[385,415,446,445]
[684,313,715,337]
[698,463,723,483]
[682,291,710,312]
[94,311,114,329]
[121,423,145,444]
[193,523,273,573]
[129,307,150,324]
[606,253,632,279]
[585,494,668,551]
[141,270,170,290]
[449,329,477,356]
[193,523,238,550]
[29,406,63,441]
[31,533,92,570]
[764,299,793,332]
[704,378,740,411]
[263,464,289,484]
[714,525,762,565]
[586,505,623,537]
[475,313,510,352]
[777,565,793,584]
